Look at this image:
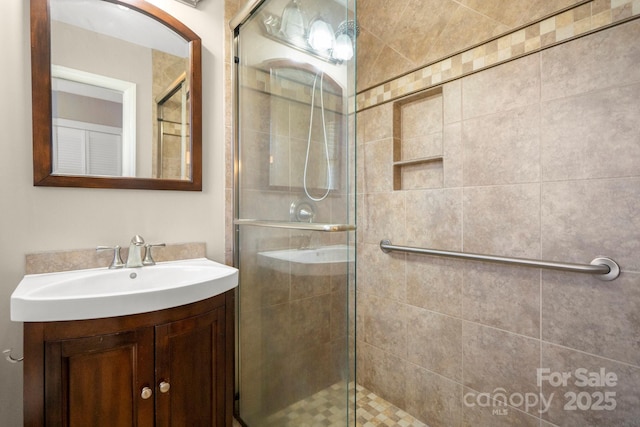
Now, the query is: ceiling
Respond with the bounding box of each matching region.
[51,0,189,57]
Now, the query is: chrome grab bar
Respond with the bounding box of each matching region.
[380,240,620,281]
[235,219,356,232]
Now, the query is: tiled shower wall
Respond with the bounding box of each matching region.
[356,16,640,427]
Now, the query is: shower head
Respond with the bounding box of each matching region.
[336,20,360,39]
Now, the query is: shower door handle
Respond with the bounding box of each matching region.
[234,219,356,232]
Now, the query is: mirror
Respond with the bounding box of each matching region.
[31,0,202,190]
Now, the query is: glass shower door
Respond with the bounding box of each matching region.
[232,0,356,425]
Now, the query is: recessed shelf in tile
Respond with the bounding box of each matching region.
[393,88,444,190]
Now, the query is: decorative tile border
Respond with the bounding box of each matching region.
[357,0,640,111]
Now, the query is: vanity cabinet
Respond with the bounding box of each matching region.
[23,291,234,427]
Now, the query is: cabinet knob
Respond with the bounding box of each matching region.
[159,381,171,393]
[141,387,153,400]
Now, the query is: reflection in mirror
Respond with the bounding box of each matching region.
[51,65,135,177]
[31,0,202,190]
[156,72,190,179]
[267,64,343,201]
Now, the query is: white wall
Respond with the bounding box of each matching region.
[0,1,225,424]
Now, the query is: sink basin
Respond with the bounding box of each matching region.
[258,245,354,276]
[11,258,238,322]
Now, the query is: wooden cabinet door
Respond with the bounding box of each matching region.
[155,307,226,427]
[44,328,155,427]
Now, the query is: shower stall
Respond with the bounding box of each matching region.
[232,0,640,426]
[231,0,357,425]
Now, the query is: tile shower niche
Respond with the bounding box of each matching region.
[393,88,444,190]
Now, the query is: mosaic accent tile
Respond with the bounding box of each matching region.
[260,383,428,427]
[356,0,640,111]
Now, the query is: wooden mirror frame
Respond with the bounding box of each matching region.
[31,0,202,190]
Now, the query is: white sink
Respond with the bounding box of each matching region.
[258,245,354,276]
[11,258,238,322]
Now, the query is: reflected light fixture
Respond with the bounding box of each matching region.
[332,20,359,61]
[308,18,335,52]
[333,33,353,60]
[281,0,307,46]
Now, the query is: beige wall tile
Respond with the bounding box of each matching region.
[463,184,541,258]
[243,263,290,311]
[542,271,640,366]
[361,102,394,143]
[463,323,541,414]
[443,80,462,124]
[406,255,464,317]
[402,133,443,161]
[355,6,640,426]
[357,242,406,301]
[541,84,640,181]
[463,263,541,338]
[362,192,406,244]
[401,162,444,190]
[360,293,408,356]
[443,123,464,188]
[357,342,408,409]
[239,190,294,220]
[540,19,640,101]
[290,274,330,300]
[355,29,385,92]
[406,306,463,381]
[405,188,463,250]
[240,88,271,133]
[356,142,365,195]
[357,0,411,43]
[541,342,640,426]
[459,0,582,28]
[363,138,394,193]
[406,364,463,427]
[330,286,348,341]
[541,178,640,271]
[260,302,292,361]
[368,46,415,92]
[462,54,540,120]
[402,95,444,140]
[462,104,541,186]
[239,129,271,190]
[290,294,332,352]
[425,4,509,67]
[385,0,458,66]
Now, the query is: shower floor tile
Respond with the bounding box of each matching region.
[356,385,428,427]
[258,383,428,427]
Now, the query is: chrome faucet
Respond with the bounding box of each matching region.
[98,236,165,269]
[125,235,145,268]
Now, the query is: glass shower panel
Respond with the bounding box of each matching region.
[234,0,356,425]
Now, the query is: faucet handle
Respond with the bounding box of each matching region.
[96,245,125,269]
[131,235,145,246]
[143,243,166,266]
